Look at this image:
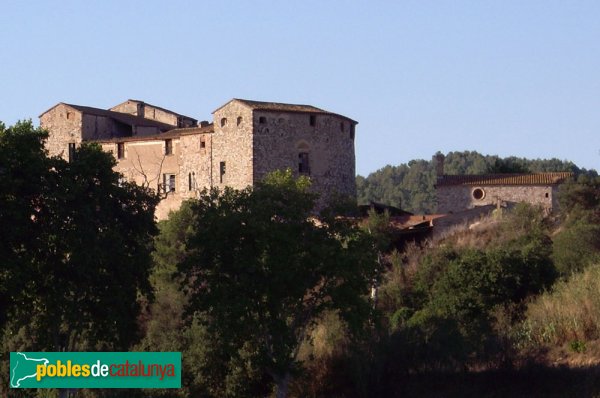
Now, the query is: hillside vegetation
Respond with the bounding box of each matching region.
[3,121,600,397]
[356,151,589,213]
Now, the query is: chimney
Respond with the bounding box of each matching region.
[136,102,145,118]
[434,153,445,177]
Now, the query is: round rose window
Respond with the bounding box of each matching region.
[472,188,485,200]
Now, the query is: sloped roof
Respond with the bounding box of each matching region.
[67,104,176,130]
[436,172,573,187]
[96,123,214,144]
[41,102,176,132]
[111,99,198,122]
[213,98,358,123]
[234,99,326,113]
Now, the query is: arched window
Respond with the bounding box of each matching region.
[237,116,242,126]
[220,118,227,127]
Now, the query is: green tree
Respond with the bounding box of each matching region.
[553,176,600,275]
[0,121,50,333]
[1,121,158,396]
[356,150,589,213]
[178,170,378,397]
[398,205,556,368]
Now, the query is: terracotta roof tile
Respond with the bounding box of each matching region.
[436,172,573,186]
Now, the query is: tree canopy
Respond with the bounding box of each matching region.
[0,120,158,353]
[177,170,378,397]
[357,150,590,213]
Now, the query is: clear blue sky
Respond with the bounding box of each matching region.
[2,1,599,175]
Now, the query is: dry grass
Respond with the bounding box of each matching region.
[521,263,600,347]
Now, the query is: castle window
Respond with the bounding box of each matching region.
[259,116,267,124]
[165,139,173,155]
[200,137,206,149]
[237,116,243,126]
[340,122,345,132]
[163,173,176,193]
[117,142,125,159]
[221,117,227,127]
[350,125,355,140]
[309,115,316,126]
[298,152,310,175]
[188,172,196,191]
[66,112,72,120]
[472,188,485,200]
[219,161,226,183]
[545,192,549,198]
[68,143,76,162]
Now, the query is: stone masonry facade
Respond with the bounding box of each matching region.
[437,184,561,214]
[434,155,572,214]
[41,99,357,219]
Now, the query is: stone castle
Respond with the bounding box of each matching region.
[41,99,357,219]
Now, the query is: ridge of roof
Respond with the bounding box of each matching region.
[113,99,198,122]
[212,98,358,123]
[436,172,574,187]
[234,98,326,113]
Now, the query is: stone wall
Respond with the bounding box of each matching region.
[211,102,255,190]
[100,138,183,220]
[110,100,196,127]
[40,104,83,159]
[42,99,358,220]
[437,184,558,213]
[179,132,213,199]
[81,114,137,141]
[252,110,356,204]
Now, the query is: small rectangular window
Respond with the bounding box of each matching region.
[219,161,226,183]
[188,173,193,191]
[259,116,267,124]
[117,142,125,159]
[200,138,206,149]
[299,152,310,175]
[309,115,316,126]
[163,173,176,193]
[68,143,76,162]
[165,139,173,155]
